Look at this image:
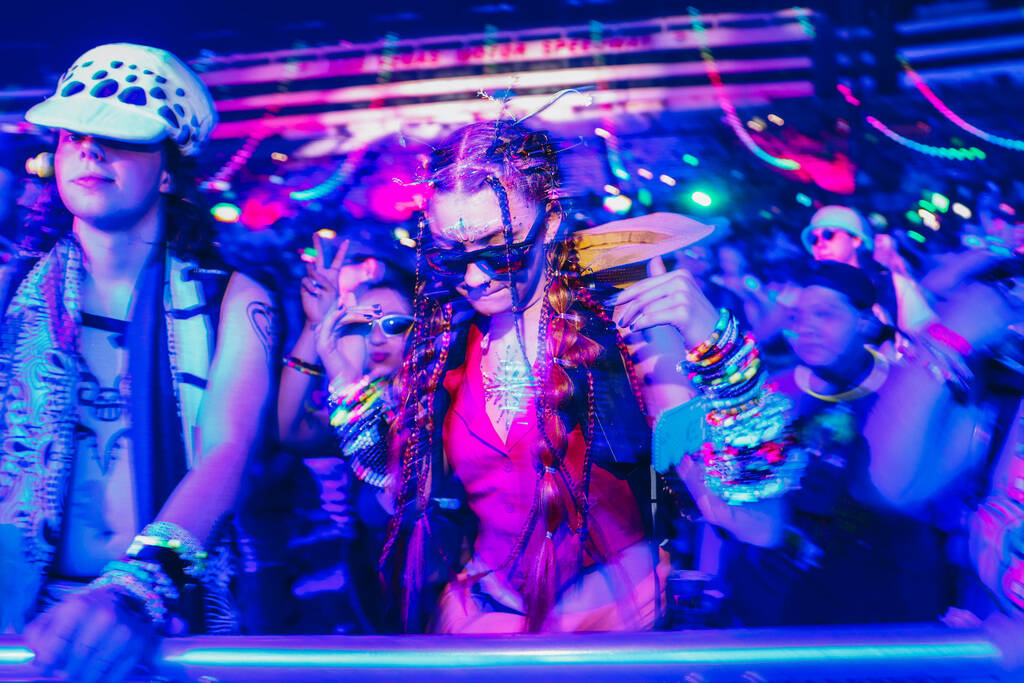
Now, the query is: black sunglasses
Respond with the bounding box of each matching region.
[811,229,839,245]
[335,314,415,338]
[424,209,547,281]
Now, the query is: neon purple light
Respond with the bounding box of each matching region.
[901,60,1024,152]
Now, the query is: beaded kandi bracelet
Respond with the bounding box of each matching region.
[283,355,326,377]
[670,309,805,504]
[326,375,394,489]
[90,563,174,627]
[86,521,208,630]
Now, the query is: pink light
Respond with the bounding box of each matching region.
[836,84,860,106]
[240,197,289,230]
[901,59,1024,152]
[690,9,800,171]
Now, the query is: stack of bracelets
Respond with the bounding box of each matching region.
[87,521,207,631]
[683,309,804,504]
[283,355,326,377]
[328,374,395,490]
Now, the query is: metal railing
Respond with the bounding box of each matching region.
[0,623,1015,682]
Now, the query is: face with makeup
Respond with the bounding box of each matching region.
[427,188,554,317]
[356,287,413,378]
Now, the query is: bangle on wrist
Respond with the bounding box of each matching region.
[283,355,325,377]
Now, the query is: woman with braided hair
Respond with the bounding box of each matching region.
[379,119,738,634]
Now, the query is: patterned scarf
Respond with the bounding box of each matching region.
[0,240,83,576]
[0,238,239,633]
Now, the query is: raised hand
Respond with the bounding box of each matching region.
[611,256,720,348]
[301,235,349,326]
[872,233,909,276]
[315,294,368,387]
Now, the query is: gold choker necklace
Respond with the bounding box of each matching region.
[794,348,889,403]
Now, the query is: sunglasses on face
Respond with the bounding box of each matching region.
[811,228,840,245]
[335,314,415,338]
[424,209,547,281]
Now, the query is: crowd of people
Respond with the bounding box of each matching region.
[0,41,1023,681]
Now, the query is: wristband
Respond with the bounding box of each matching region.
[283,355,325,377]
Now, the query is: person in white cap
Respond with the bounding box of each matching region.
[801,204,935,336]
[800,204,874,268]
[0,44,278,682]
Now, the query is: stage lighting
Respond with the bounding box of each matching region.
[690,191,713,208]
[603,194,633,215]
[211,203,241,223]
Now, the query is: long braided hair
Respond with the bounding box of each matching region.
[383,121,646,631]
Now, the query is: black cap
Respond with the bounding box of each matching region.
[796,260,878,311]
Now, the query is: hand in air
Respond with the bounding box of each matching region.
[611,256,720,348]
[872,233,909,276]
[301,234,349,326]
[315,294,376,387]
[302,232,386,327]
[24,586,157,683]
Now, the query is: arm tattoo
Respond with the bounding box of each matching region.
[247,302,278,363]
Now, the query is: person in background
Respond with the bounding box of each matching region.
[867,253,1024,637]
[801,204,935,336]
[0,44,278,682]
[714,261,951,625]
[277,235,412,633]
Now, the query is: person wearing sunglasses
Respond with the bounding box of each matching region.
[279,236,414,448]
[277,236,414,634]
[376,117,790,636]
[800,205,935,336]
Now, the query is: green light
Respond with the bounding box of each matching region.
[795,193,812,207]
[963,235,983,248]
[758,210,773,220]
[612,168,630,181]
[211,202,241,223]
[683,154,700,166]
[908,230,926,243]
[931,193,950,212]
[690,191,713,208]
[918,199,936,213]
[637,188,653,207]
[905,210,922,225]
